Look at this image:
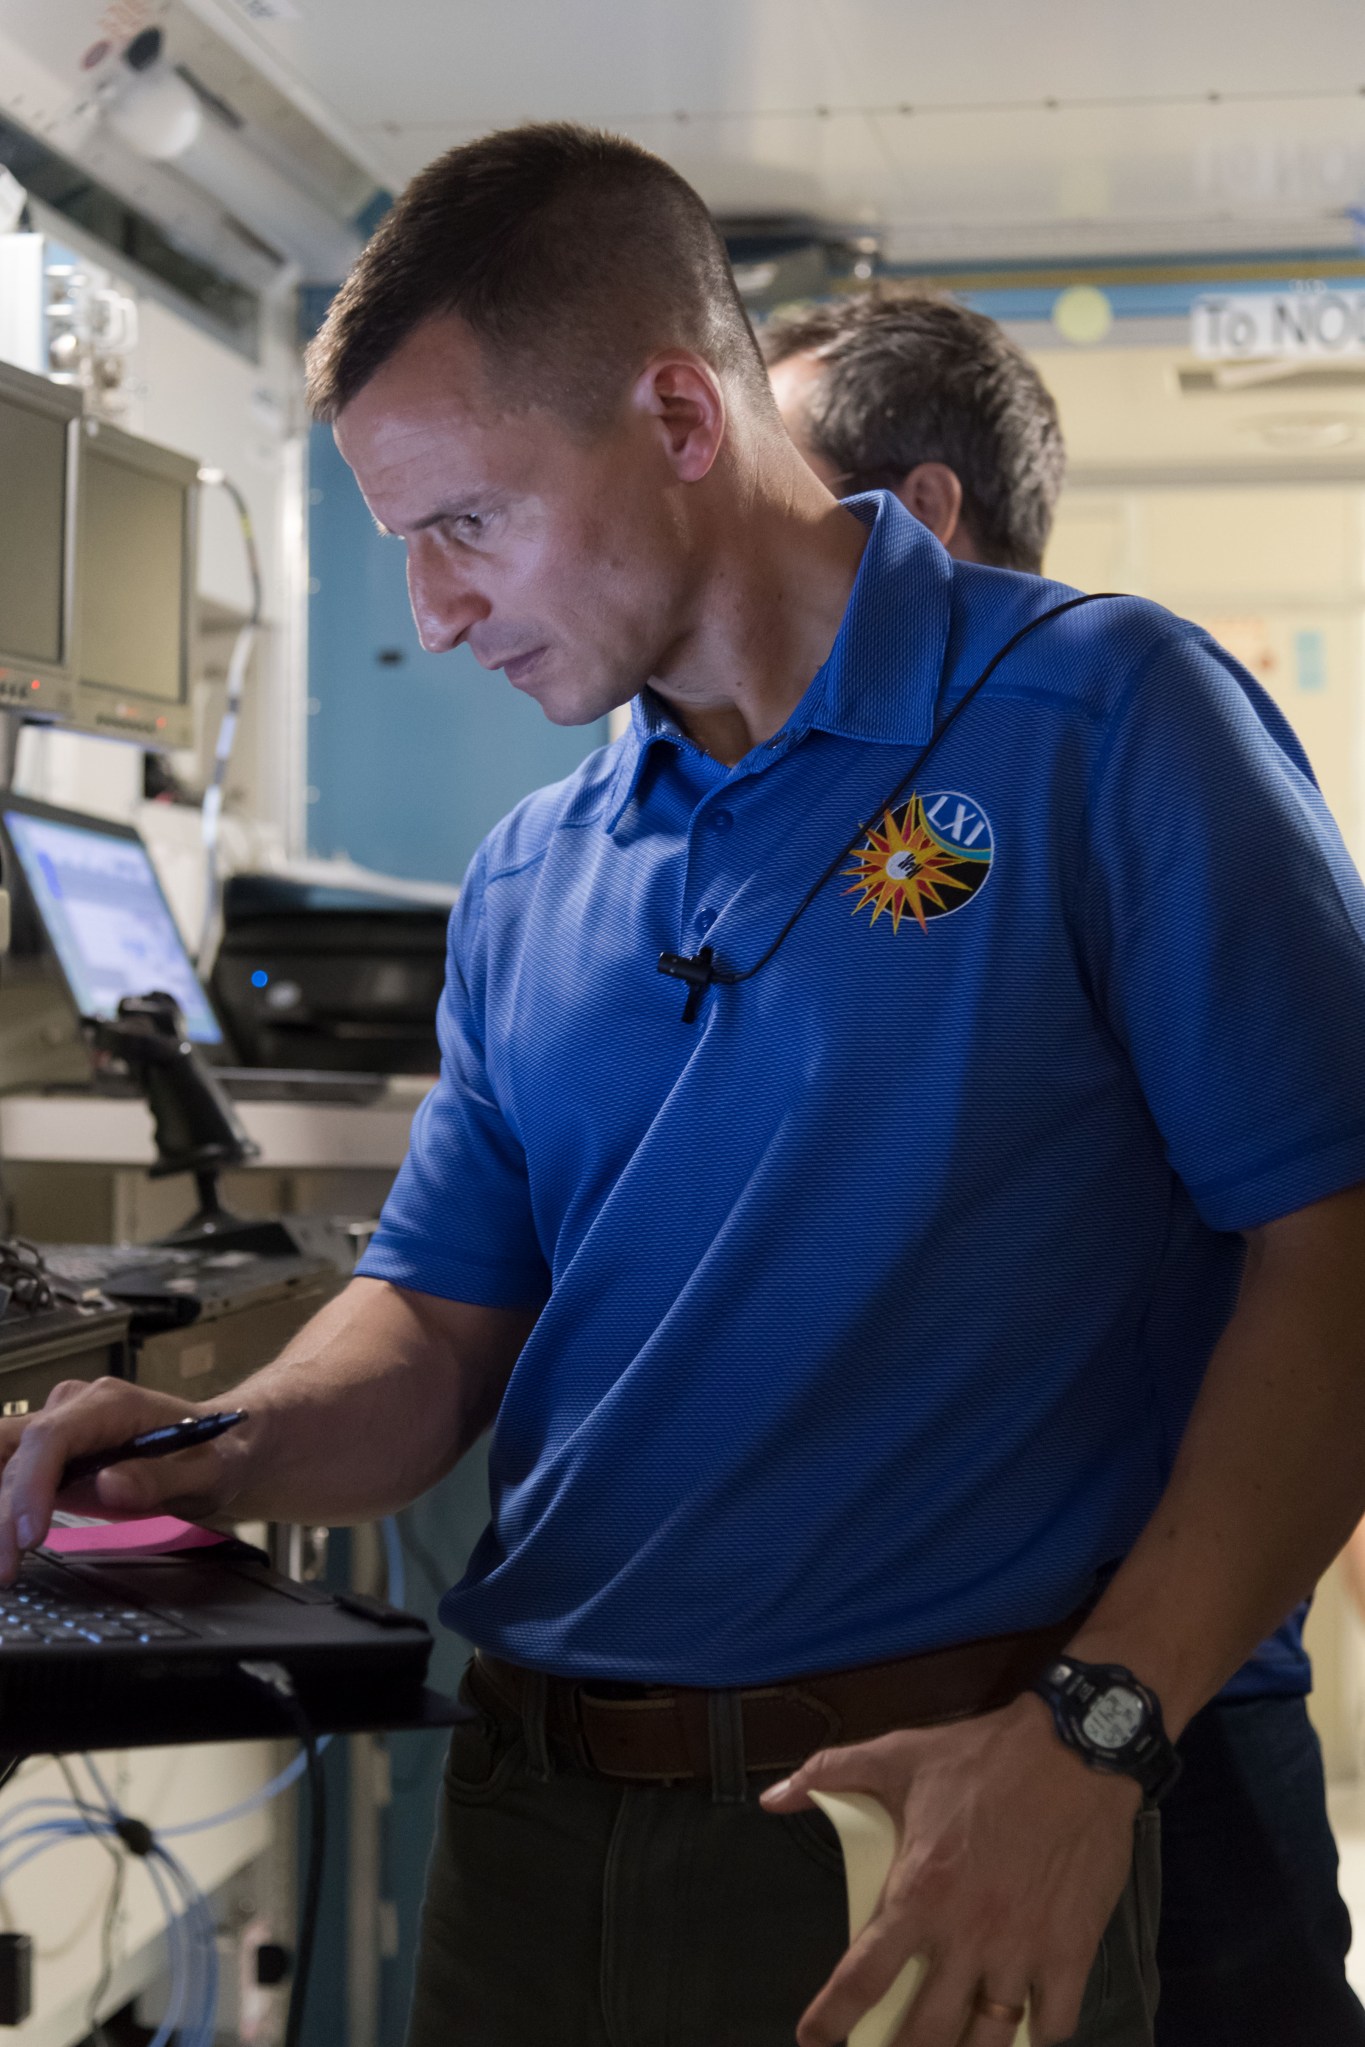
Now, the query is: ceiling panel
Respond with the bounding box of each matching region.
[202,0,1365,129]
[107,0,1365,259]
[868,94,1365,259]
[795,0,1365,104]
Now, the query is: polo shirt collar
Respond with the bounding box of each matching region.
[604,491,952,831]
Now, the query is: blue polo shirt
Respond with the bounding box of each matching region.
[359,493,1365,1691]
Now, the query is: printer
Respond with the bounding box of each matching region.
[210,871,449,1075]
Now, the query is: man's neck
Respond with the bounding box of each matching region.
[648,446,870,767]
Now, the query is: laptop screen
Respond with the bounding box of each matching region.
[3,808,223,1047]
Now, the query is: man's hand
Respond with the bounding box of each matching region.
[0,1377,244,1581]
[761,1692,1140,2047]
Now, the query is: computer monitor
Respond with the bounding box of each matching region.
[0,796,223,1048]
[73,419,198,749]
[0,360,80,724]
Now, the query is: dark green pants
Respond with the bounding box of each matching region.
[406,1666,1162,2047]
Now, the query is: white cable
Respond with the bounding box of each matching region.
[142,1853,190,2047]
[157,1734,330,1838]
[150,1842,219,2047]
[194,468,263,971]
[0,1792,110,1847]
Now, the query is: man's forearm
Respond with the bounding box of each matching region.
[1068,1179,1365,1735]
[207,1276,536,1525]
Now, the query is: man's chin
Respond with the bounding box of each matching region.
[534,691,620,729]
[509,666,628,729]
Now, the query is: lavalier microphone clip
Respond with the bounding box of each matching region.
[657,947,720,1023]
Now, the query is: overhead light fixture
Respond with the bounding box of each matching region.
[1250,412,1359,450]
[849,233,881,283]
[101,28,362,283]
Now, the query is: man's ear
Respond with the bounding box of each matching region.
[896,462,969,554]
[632,353,726,484]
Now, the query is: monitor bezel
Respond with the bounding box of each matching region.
[0,792,232,1056]
[72,417,199,751]
[0,360,81,724]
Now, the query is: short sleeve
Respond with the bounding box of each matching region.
[1083,629,1365,1232]
[355,847,551,1306]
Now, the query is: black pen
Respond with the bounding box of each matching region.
[59,1410,249,1490]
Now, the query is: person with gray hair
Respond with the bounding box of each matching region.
[764,292,1065,573]
[766,286,1365,2047]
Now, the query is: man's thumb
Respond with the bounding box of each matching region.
[93,1448,217,1517]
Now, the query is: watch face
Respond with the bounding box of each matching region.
[1081,1685,1146,1752]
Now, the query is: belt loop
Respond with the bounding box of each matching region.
[521,1669,554,1782]
[707,1688,748,1805]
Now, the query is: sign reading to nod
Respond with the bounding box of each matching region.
[1193,290,1365,361]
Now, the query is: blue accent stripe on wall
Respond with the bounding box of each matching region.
[955,277,1359,322]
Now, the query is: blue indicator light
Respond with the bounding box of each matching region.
[251,969,269,989]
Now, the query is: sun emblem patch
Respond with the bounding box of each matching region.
[843,790,994,933]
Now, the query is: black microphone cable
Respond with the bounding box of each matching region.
[658,591,1121,1021]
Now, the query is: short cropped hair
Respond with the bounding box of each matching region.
[762,293,1065,572]
[307,122,771,429]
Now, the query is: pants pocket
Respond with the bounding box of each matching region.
[780,1802,847,1877]
[441,1670,526,1806]
[1072,1807,1162,2044]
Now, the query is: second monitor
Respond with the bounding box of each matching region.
[74,416,197,750]
[0,364,198,748]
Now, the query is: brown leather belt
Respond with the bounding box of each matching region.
[469,1606,1086,1787]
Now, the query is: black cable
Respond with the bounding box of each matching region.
[0,1239,54,1316]
[658,590,1123,1020]
[289,1718,324,2047]
[0,1756,22,1797]
[238,1662,325,2047]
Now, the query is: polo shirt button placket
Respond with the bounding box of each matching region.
[696,908,717,934]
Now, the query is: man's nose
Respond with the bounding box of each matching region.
[407,539,489,654]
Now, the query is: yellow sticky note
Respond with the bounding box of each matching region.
[809,1790,1029,2047]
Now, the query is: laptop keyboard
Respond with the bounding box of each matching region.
[44,1246,196,1287]
[0,1562,190,1648]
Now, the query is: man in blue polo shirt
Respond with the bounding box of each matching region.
[8,125,1365,2047]
[764,286,1365,2046]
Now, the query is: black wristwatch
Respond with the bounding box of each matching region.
[1030,1657,1183,1803]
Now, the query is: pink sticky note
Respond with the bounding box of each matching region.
[42,1517,229,1556]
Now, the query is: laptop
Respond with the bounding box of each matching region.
[0,794,401,1102]
[0,1537,436,1753]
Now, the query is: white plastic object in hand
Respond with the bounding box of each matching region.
[809,1789,1029,2046]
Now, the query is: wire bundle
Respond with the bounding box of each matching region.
[0,1514,407,2039]
[0,1756,218,2046]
